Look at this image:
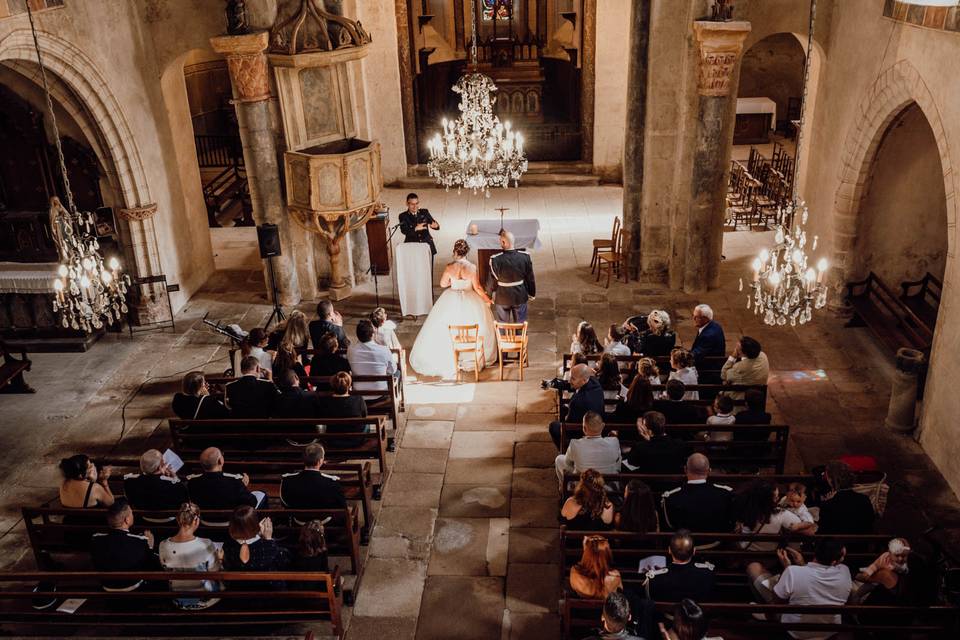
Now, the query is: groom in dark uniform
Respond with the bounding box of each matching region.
[486,231,536,322]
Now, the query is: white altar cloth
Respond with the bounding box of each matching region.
[464,219,542,251]
[395,243,433,317]
[736,97,777,131]
[0,262,58,294]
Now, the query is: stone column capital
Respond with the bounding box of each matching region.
[692,20,751,97]
[117,203,158,221]
[210,31,272,103]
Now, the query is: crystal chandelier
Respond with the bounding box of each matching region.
[426,0,528,196]
[24,3,129,332]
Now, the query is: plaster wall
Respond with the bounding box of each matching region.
[591,0,629,181]
[738,32,805,128]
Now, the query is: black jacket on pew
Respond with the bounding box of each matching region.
[187,471,258,510]
[275,386,321,418]
[90,528,159,591]
[652,399,705,425]
[172,393,229,420]
[662,480,734,534]
[224,375,280,418]
[280,469,347,509]
[623,434,687,474]
[818,488,876,534]
[123,472,189,511]
[309,320,350,351]
[645,559,716,603]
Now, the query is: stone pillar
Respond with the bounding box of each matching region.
[211,31,301,306]
[622,0,651,280]
[683,21,750,293]
[117,203,168,324]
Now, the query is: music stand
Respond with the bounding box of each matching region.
[264,256,285,330]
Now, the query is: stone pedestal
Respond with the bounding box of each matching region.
[683,21,750,293]
[210,30,302,306]
[885,348,924,433]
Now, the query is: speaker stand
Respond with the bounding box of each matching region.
[264,256,286,330]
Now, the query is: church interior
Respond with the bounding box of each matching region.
[2,0,960,637]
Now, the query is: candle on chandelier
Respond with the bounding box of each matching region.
[769,270,782,287]
[751,258,762,282]
[816,257,828,283]
[804,268,816,293]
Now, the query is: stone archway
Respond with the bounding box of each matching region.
[0,29,163,287]
[830,60,956,292]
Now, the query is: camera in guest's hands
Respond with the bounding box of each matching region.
[541,377,570,391]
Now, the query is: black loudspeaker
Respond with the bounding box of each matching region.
[257,224,282,258]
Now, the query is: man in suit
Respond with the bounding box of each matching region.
[644,531,716,603]
[310,300,349,350]
[690,304,726,383]
[398,192,439,257]
[555,411,621,486]
[661,454,733,541]
[818,460,875,535]
[186,447,264,516]
[549,364,604,449]
[90,499,159,591]
[123,449,189,514]
[274,370,320,418]
[486,231,536,322]
[280,444,347,510]
[622,411,687,474]
[224,355,280,418]
[653,380,706,426]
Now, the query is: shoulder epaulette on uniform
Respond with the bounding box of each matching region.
[123,472,140,480]
[281,471,299,478]
[661,486,682,498]
[223,472,244,480]
[695,561,716,571]
[490,252,503,260]
[92,532,108,537]
[645,567,669,579]
[159,475,181,484]
[125,532,149,542]
[714,483,734,491]
[225,379,238,386]
[321,473,340,481]
[186,473,202,480]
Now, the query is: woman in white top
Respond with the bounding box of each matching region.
[159,502,222,609]
[666,347,699,400]
[734,481,814,552]
[370,307,402,351]
[570,321,603,356]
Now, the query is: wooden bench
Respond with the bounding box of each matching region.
[846,272,933,354]
[557,384,768,419]
[169,416,388,495]
[23,505,363,579]
[0,569,344,638]
[0,340,33,393]
[102,458,375,543]
[558,422,789,473]
[561,353,729,377]
[560,472,815,502]
[303,347,408,412]
[900,272,941,330]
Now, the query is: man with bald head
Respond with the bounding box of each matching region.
[549,363,604,449]
[186,447,263,517]
[123,448,188,514]
[644,530,716,603]
[487,230,536,322]
[661,453,733,540]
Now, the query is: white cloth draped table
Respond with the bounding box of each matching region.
[395,243,433,317]
[736,97,777,131]
[0,262,59,294]
[464,219,543,251]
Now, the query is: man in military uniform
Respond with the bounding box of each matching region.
[661,453,733,541]
[644,530,716,603]
[398,192,439,256]
[186,447,264,524]
[123,449,188,517]
[280,444,347,509]
[90,499,159,591]
[224,355,280,419]
[486,231,536,322]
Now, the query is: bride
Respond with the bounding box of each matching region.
[408,239,497,378]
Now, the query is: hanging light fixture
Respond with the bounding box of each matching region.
[24,3,129,332]
[741,0,828,326]
[426,0,528,196]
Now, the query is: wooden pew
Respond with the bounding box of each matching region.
[846,272,933,354]
[23,505,363,578]
[303,347,408,412]
[561,353,730,378]
[0,339,33,393]
[560,472,815,502]
[557,383,768,419]
[0,569,345,638]
[900,272,941,330]
[101,458,375,543]
[169,416,388,494]
[558,422,789,473]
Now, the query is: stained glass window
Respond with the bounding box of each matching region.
[482,0,513,21]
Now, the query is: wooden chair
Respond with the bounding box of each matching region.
[595,228,627,288]
[448,324,483,383]
[590,216,620,273]
[494,321,528,381]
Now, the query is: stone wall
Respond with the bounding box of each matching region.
[737,32,805,129]
[591,0,629,182]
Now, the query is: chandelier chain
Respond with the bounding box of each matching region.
[469,0,479,66]
[791,0,816,201]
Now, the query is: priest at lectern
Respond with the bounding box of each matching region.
[398,192,439,259]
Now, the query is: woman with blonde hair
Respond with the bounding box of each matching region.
[561,469,615,530]
[666,348,699,400]
[159,502,222,609]
[626,309,676,357]
[569,535,622,599]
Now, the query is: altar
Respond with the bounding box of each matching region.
[465,218,542,289]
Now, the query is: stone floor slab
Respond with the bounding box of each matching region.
[382,472,445,508]
[454,404,518,430]
[394,447,449,474]
[512,468,560,498]
[510,497,560,529]
[400,420,455,449]
[515,441,559,468]
[352,558,427,617]
[369,506,438,560]
[345,616,418,640]
[450,431,516,458]
[445,457,515,484]
[439,483,512,517]
[508,527,560,564]
[416,576,505,640]
[428,517,509,576]
[505,563,561,613]
[501,611,562,640]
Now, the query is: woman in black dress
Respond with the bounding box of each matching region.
[172,371,229,420]
[310,333,351,378]
[560,469,614,531]
[293,520,330,590]
[223,506,291,589]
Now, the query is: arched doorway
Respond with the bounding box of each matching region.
[737,33,806,140]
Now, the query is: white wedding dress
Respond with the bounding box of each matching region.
[408,259,497,379]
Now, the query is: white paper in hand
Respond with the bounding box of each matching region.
[162,449,184,473]
[56,598,86,613]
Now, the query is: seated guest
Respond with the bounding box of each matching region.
[779,483,816,529]
[614,375,655,424]
[639,309,677,357]
[159,502,222,609]
[275,369,320,418]
[310,300,349,351]
[60,454,114,508]
[90,498,158,591]
[570,535,623,599]
[637,357,661,385]
[690,304,725,383]
[666,348,699,400]
[346,320,397,398]
[622,411,686,474]
[704,394,735,442]
[172,371,229,420]
[123,449,188,514]
[564,352,589,382]
[561,469,615,531]
[293,520,330,584]
[597,353,628,415]
[734,480,813,552]
[223,506,291,584]
[370,307,402,350]
[224,356,280,419]
[653,380,706,425]
[571,320,604,355]
[555,412,622,485]
[280,444,347,510]
[721,335,769,391]
[644,531,716,603]
[851,538,911,606]
[734,388,772,425]
[665,599,721,640]
[604,323,631,357]
[818,460,875,534]
[187,447,264,517]
[272,341,308,383]
[747,539,851,633]
[241,327,272,375]
[615,479,659,534]
[549,364,605,449]
[310,332,351,379]
[582,592,645,640]
[318,371,368,419]
[271,309,310,354]
[662,454,733,535]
